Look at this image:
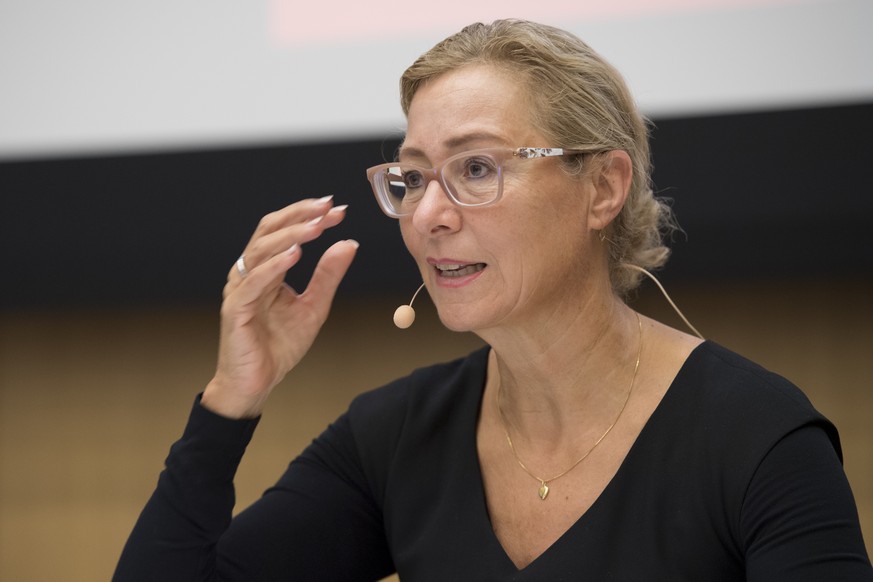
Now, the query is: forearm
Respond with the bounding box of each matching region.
[113,395,259,582]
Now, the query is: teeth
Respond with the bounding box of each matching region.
[435,263,485,277]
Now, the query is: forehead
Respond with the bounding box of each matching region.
[401,64,540,161]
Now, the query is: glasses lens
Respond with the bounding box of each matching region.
[380,165,427,215]
[373,151,503,216]
[444,152,501,206]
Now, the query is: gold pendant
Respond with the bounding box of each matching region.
[538,481,549,500]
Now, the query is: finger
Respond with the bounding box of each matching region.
[225,243,304,309]
[304,204,348,231]
[298,239,360,318]
[252,204,348,265]
[250,196,335,240]
[236,205,349,281]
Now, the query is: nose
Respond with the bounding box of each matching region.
[410,177,461,235]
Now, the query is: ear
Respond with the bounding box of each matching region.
[587,150,632,232]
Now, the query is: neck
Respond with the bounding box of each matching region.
[483,297,642,448]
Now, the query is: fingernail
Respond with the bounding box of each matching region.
[287,243,300,254]
[345,239,360,249]
[316,195,334,204]
[328,204,349,214]
[306,215,324,226]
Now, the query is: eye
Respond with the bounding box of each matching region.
[462,156,497,179]
[402,170,425,189]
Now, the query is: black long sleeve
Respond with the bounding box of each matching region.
[113,396,259,581]
[112,396,394,581]
[743,424,872,580]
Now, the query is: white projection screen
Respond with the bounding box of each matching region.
[0,0,870,160]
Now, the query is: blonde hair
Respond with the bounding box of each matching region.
[400,19,677,296]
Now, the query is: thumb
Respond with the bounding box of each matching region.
[300,239,359,315]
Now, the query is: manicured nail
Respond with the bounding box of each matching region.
[316,195,334,204]
[306,215,324,226]
[328,204,349,214]
[287,243,300,254]
[345,239,360,249]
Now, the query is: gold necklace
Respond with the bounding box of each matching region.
[496,312,642,500]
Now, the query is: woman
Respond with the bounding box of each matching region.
[114,20,872,581]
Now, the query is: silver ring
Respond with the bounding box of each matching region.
[236,255,248,278]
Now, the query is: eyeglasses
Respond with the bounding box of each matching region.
[365,147,587,218]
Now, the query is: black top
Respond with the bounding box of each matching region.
[114,342,873,581]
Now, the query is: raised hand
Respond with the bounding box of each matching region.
[201,196,359,418]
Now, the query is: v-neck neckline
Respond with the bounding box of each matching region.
[463,341,711,575]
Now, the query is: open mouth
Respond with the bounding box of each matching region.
[434,263,487,278]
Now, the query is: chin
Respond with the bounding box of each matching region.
[436,314,476,334]
[434,305,484,334]
[434,301,504,335]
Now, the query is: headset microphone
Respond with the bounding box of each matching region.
[393,283,426,329]
[392,266,703,337]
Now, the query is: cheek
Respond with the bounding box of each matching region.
[507,182,592,277]
[399,219,417,255]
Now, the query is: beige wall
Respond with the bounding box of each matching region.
[1,278,870,581]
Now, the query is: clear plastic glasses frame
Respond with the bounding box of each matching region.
[365,147,587,218]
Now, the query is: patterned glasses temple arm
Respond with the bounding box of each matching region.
[514,147,588,159]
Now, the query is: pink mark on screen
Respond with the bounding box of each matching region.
[270,0,803,47]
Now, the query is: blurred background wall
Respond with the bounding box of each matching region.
[1,1,871,580]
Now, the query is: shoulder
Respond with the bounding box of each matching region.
[669,341,841,460]
[684,342,825,414]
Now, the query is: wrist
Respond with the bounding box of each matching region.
[201,378,267,420]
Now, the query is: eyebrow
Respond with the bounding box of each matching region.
[398,131,509,162]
